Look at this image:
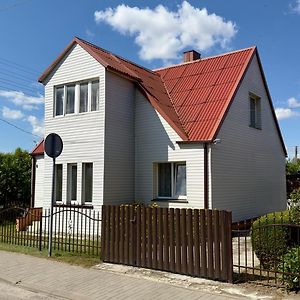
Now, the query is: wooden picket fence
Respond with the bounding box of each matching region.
[101,205,233,282]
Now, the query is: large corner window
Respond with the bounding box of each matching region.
[82,163,93,203]
[55,164,63,202]
[67,163,77,203]
[249,93,261,129]
[157,162,186,199]
[54,78,99,117]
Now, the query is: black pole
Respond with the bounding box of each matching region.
[48,157,56,257]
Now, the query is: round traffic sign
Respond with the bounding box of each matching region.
[44,133,63,158]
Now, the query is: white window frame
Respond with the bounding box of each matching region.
[157,162,187,200]
[54,164,63,203]
[81,162,93,205]
[54,78,99,117]
[67,163,78,204]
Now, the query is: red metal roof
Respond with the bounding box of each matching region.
[156,47,256,141]
[38,38,285,153]
[31,140,44,156]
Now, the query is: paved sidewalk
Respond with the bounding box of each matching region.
[0,251,237,300]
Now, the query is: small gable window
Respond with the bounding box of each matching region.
[249,93,261,129]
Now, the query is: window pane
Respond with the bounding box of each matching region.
[158,163,172,197]
[66,85,75,114]
[91,80,99,111]
[82,163,93,203]
[67,164,77,202]
[55,164,62,202]
[79,83,88,113]
[71,165,77,201]
[55,87,64,116]
[250,98,256,127]
[175,164,186,197]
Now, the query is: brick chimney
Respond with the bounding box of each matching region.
[183,50,201,63]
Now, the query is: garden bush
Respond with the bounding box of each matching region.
[251,211,291,269]
[279,247,300,291]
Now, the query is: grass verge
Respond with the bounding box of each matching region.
[0,242,101,268]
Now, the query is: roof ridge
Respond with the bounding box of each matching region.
[153,46,257,72]
[76,36,158,76]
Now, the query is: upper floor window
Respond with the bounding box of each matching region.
[54,79,99,117]
[249,93,261,129]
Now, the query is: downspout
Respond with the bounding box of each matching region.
[30,156,36,208]
[204,143,209,209]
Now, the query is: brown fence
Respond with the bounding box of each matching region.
[101,205,233,282]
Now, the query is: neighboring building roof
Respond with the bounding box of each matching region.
[31,140,44,156]
[38,37,286,154]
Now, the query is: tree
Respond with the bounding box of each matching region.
[286,159,300,176]
[0,148,31,207]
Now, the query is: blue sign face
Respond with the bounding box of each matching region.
[44,133,63,158]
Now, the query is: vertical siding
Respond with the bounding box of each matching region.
[135,90,205,209]
[43,44,105,210]
[211,54,286,222]
[103,71,135,204]
[34,155,44,208]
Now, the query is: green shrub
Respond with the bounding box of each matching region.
[251,211,290,269]
[279,247,300,291]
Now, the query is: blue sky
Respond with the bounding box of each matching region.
[0,0,299,157]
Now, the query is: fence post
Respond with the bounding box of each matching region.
[227,211,233,283]
[39,210,43,251]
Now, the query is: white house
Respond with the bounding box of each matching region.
[31,37,287,222]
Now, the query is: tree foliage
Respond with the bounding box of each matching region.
[0,148,31,207]
[286,159,300,176]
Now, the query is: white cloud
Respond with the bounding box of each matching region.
[94,1,237,61]
[2,106,24,120]
[86,29,95,38]
[0,90,44,110]
[290,0,300,14]
[287,97,300,108]
[27,115,44,137]
[275,108,300,120]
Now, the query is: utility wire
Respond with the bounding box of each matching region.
[0,59,39,76]
[0,117,42,138]
[0,0,33,12]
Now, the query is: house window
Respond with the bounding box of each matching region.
[55,87,64,116]
[79,83,88,113]
[55,164,63,202]
[249,93,261,129]
[91,80,99,111]
[67,163,77,203]
[82,163,93,203]
[66,84,75,114]
[157,162,186,199]
[54,78,99,117]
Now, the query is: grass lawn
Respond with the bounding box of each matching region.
[0,242,101,268]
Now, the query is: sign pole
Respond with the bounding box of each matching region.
[44,133,63,258]
[48,156,56,257]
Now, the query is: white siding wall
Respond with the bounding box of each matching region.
[34,155,44,208]
[43,44,105,210]
[211,54,286,222]
[135,90,205,208]
[103,71,135,204]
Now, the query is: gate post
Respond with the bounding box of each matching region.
[101,206,105,261]
[227,211,233,283]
